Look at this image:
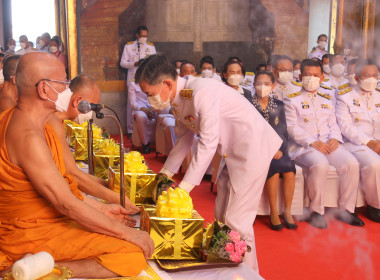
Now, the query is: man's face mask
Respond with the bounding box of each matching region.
[74,110,93,125]
[138,37,147,44]
[147,83,171,111]
[202,69,213,78]
[45,81,73,112]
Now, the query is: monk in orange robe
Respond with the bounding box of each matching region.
[0,55,20,114]
[0,52,154,278]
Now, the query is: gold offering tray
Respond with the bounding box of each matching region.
[155,258,240,272]
[4,265,72,280]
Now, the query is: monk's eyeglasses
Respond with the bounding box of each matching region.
[35,79,71,89]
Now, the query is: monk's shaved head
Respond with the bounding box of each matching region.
[16,52,66,96]
[70,74,99,100]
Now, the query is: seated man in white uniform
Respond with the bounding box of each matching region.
[284,59,364,229]
[335,59,380,223]
[327,54,350,104]
[199,56,221,81]
[135,54,282,272]
[129,80,158,154]
[271,55,301,101]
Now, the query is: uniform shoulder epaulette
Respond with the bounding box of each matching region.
[317,92,331,100]
[311,48,317,53]
[147,42,154,46]
[130,79,135,82]
[323,78,330,82]
[286,92,301,98]
[320,84,332,90]
[196,74,202,77]
[180,89,193,99]
[376,87,380,92]
[291,80,302,87]
[246,72,254,76]
[127,41,134,45]
[338,87,352,95]
[338,83,349,90]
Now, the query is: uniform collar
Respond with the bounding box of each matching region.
[301,87,317,98]
[237,85,244,95]
[354,85,373,96]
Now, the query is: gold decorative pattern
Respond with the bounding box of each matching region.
[286,92,301,98]
[180,89,194,99]
[317,92,332,100]
[338,87,353,95]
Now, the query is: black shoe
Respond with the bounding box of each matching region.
[367,205,380,223]
[141,143,151,154]
[269,217,283,231]
[280,214,298,229]
[307,212,327,229]
[336,210,365,226]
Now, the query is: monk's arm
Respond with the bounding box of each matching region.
[48,117,139,210]
[10,131,153,258]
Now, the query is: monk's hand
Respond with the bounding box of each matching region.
[103,204,136,227]
[125,229,155,259]
[273,150,283,160]
[124,197,140,215]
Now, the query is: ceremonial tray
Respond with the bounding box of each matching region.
[4,265,72,280]
[155,258,240,272]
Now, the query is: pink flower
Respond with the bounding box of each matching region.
[225,242,235,253]
[229,252,242,263]
[235,241,248,255]
[228,231,241,243]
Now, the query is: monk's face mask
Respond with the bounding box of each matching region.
[46,82,74,112]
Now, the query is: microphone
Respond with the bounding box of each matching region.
[78,100,105,114]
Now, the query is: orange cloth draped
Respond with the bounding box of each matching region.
[0,108,146,276]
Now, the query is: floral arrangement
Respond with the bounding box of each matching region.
[203,221,250,263]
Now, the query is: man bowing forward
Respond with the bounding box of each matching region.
[136,54,282,272]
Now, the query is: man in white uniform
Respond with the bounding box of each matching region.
[135,54,282,272]
[120,26,156,134]
[284,59,364,229]
[308,34,328,60]
[335,59,380,223]
[271,55,302,100]
[199,56,221,81]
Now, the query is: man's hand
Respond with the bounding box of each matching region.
[103,204,136,227]
[367,140,380,154]
[124,229,155,259]
[152,173,175,203]
[310,141,332,155]
[273,150,283,160]
[327,138,339,152]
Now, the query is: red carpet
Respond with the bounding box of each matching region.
[117,136,380,280]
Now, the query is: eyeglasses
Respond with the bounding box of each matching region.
[35,79,71,88]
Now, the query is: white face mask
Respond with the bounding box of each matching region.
[318,41,327,49]
[302,76,321,92]
[9,45,16,51]
[49,46,58,53]
[255,85,272,98]
[46,82,74,112]
[331,64,345,77]
[20,42,27,49]
[293,70,301,80]
[359,77,377,92]
[227,74,243,86]
[147,83,171,110]
[138,37,147,44]
[348,74,357,86]
[38,42,45,49]
[74,110,93,125]
[322,64,331,74]
[343,48,351,56]
[176,68,180,74]
[278,71,293,85]
[202,69,213,78]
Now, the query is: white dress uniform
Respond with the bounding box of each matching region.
[308,47,328,60]
[160,77,282,272]
[129,81,157,146]
[120,40,156,133]
[284,87,360,215]
[322,75,349,106]
[335,86,380,208]
[271,80,302,101]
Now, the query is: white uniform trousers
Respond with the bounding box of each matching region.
[126,82,133,134]
[214,166,266,273]
[132,111,156,146]
[295,146,360,214]
[349,146,380,208]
